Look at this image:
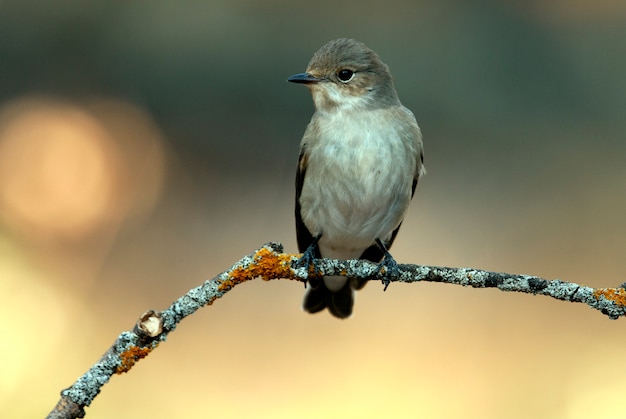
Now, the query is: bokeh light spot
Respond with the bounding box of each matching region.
[0,96,167,244]
[0,98,119,241]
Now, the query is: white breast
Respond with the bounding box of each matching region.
[299,106,420,261]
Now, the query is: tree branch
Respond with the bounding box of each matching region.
[46,242,626,419]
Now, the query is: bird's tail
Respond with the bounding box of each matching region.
[302,277,367,319]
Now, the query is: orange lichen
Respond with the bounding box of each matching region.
[116,344,157,374]
[218,248,299,291]
[593,288,626,307]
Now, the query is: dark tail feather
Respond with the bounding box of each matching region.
[302,277,354,319]
[302,277,327,314]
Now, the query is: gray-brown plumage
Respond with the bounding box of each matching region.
[288,38,425,318]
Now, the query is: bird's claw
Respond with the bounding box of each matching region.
[296,235,322,288]
[375,238,400,291]
[378,256,400,291]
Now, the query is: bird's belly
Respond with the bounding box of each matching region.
[300,135,414,257]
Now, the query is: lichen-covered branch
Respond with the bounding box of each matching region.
[46,243,299,419]
[309,257,626,319]
[46,242,626,419]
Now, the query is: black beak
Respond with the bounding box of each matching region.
[287,73,321,84]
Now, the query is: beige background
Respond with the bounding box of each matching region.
[1,1,625,418]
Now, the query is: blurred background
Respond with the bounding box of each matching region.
[1,1,625,418]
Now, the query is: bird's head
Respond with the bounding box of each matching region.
[288,38,399,113]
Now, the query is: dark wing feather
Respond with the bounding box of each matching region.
[295,148,319,255]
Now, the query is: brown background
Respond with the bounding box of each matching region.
[1,1,625,418]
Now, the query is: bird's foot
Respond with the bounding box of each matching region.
[295,235,322,288]
[375,239,400,291]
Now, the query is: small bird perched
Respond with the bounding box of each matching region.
[288,38,425,318]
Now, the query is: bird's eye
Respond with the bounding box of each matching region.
[337,69,355,83]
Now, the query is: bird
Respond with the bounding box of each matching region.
[287,38,425,318]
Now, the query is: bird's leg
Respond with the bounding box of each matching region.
[375,238,400,291]
[296,234,322,287]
